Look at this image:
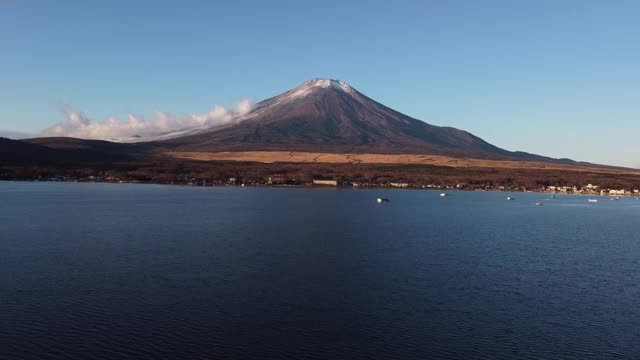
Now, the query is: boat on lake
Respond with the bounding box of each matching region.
[588,199,598,203]
[377,198,390,203]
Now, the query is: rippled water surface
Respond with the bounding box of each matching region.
[2,182,640,359]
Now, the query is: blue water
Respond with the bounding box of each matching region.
[1,182,640,359]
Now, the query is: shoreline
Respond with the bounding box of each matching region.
[2,179,638,198]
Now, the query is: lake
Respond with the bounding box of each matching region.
[2,182,640,359]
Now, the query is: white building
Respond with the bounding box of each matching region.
[313,179,337,186]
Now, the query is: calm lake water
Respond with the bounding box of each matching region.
[2,182,640,359]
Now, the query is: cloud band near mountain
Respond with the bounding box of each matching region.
[39,100,254,140]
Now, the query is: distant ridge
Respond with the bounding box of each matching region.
[0,137,134,164]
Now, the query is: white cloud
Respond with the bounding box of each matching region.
[39,100,254,140]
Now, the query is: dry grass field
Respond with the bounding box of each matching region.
[167,151,640,176]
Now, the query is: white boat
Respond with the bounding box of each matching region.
[535,202,543,206]
[611,196,620,201]
[440,193,448,197]
[376,198,390,203]
[588,199,598,203]
[507,196,514,200]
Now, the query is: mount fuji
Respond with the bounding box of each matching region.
[151,78,535,160]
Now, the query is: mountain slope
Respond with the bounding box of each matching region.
[0,137,134,164]
[157,79,523,159]
[25,137,148,155]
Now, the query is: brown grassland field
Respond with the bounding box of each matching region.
[167,151,640,176]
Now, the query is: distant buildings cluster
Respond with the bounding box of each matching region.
[542,184,639,196]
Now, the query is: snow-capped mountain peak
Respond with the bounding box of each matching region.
[286,78,356,100]
[303,78,352,92]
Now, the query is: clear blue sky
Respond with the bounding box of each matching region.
[1,0,639,167]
